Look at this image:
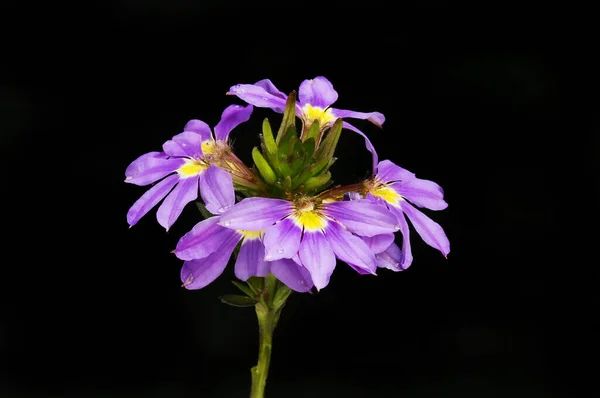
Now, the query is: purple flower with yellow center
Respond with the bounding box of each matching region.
[340,193,405,274]
[364,160,451,269]
[217,195,400,290]
[173,183,313,293]
[125,104,253,230]
[227,76,385,171]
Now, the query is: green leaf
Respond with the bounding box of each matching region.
[291,154,333,190]
[264,273,278,305]
[247,276,264,293]
[195,200,213,219]
[303,120,320,142]
[314,118,343,164]
[302,137,316,163]
[262,118,278,155]
[276,91,297,144]
[252,147,277,185]
[272,283,293,310]
[278,126,298,157]
[282,175,292,189]
[219,295,257,307]
[302,172,331,192]
[289,140,306,177]
[231,280,256,298]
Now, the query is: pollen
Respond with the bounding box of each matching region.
[370,185,403,207]
[302,104,336,128]
[201,139,217,155]
[177,159,208,177]
[239,230,262,240]
[291,198,328,231]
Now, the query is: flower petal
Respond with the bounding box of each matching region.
[218,198,292,231]
[346,263,373,275]
[376,242,411,271]
[234,237,266,281]
[298,76,338,108]
[180,233,239,290]
[387,207,413,269]
[401,201,450,257]
[183,119,213,141]
[162,131,203,159]
[124,152,184,186]
[325,222,377,274]
[393,178,447,211]
[332,108,385,128]
[228,83,289,113]
[323,199,400,237]
[298,230,336,290]
[156,175,199,230]
[198,165,234,215]
[254,79,287,99]
[263,218,302,261]
[361,233,395,254]
[213,104,254,141]
[126,174,179,227]
[342,122,379,173]
[174,217,240,261]
[271,258,313,293]
[256,256,271,277]
[376,160,416,184]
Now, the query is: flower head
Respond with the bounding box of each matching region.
[217,194,400,290]
[125,104,253,230]
[173,181,313,293]
[363,159,451,269]
[227,76,384,172]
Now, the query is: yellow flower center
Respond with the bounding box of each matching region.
[370,185,403,207]
[302,104,336,128]
[291,200,327,231]
[177,159,208,177]
[239,230,262,240]
[201,139,217,155]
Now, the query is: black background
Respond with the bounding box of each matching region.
[1,2,598,397]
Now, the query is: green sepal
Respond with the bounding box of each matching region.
[261,118,278,155]
[312,156,336,175]
[314,118,342,164]
[272,282,292,310]
[303,120,320,142]
[259,142,281,178]
[282,175,292,189]
[247,276,264,293]
[291,155,333,190]
[219,294,258,307]
[195,200,213,220]
[252,147,277,185]
[302,137,316,163]
[278,126,298,157]
[302,172,331,192]
[288,140,306,177]
[264,274,278,306]
[232,280,256,298]
[277,152,293,177]
[276,91,297,144]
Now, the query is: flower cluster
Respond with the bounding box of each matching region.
[125,76,450,293]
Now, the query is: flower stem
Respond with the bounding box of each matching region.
[249,275,292,398]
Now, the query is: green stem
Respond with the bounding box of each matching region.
[250,302,280,398]
[249,276,292,398]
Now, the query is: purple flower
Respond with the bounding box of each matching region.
[364,160,451,269]
[227,76,385,172]
[173,183,313,293]
[217,195,400,290]
[342,193,406,274]
[125,104,253,230]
